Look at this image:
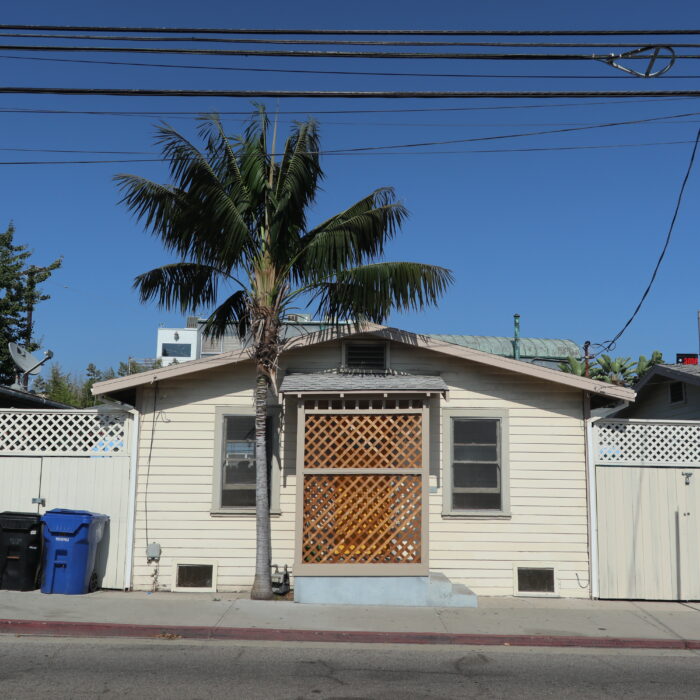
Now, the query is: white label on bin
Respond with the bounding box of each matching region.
[30,530,37,535]
[55,537,70,542]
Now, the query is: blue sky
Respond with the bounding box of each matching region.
[1,0,699,377]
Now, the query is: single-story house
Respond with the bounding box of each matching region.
[92,323,633,603]
[612,363,700,420]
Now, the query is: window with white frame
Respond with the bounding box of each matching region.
[442,410,509,516]
[213,409,279,513]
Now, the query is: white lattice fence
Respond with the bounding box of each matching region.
[0,410,130,456]
[593,418,700,467]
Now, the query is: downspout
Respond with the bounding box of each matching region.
[583,393,600,599]
[513,313,521,361]
[124,406,141,591]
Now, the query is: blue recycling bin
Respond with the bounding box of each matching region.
[41,509,109,595]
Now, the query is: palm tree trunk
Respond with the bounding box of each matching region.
[250,367,273,600]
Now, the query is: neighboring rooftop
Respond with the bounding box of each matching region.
[0,385,72,409]
[188,317,581,370]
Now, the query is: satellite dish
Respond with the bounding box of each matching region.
[9,343,47,375]
[8,343,54,391]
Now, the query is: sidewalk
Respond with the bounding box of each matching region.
[1,589,700,649]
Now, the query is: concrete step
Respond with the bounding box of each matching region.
[427,572,478,608]
[294,573,478,607]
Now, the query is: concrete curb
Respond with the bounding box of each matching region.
[1,618,699,650]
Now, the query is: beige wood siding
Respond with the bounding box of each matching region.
[131,340,589,597]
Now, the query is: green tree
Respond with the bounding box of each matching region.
[634,350,664,383]
[115,109,453,599]
[559,355,590,376]
[592,354,637,385]
[33,364,83,406]
[0,222,61,385]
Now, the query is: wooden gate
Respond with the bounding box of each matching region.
[594,418,700,600]
[0,408,133,590]
[296,398,428,575]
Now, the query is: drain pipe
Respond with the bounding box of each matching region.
[583,394,600,599]
[513,313,521,361]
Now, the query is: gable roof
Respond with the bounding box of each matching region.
[633,363,700,393]
[92,323,635,402]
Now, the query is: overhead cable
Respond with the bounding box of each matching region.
[594,128,700,354]
[0,96,694,117]
[1,25,700,37]
[1,53,679,80]
[2,33,700,48]
[0,44,693,60]
[5,87,700,98]
[0,138,694,164]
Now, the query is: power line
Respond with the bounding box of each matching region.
[1,25,700,37]
[0,43,692,60]
[595,128,700,354]
[5,87,700,99]
[0,138,694,164]
[1,96,694,117]
[0,53,671,80]
[5,109,700,155]
[319,110,700,153]
[0,33,698,48]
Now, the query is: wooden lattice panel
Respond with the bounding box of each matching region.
[302,473,422,564]
[304,413,422,469]
[595,419,700,467]
[0,410,129,455]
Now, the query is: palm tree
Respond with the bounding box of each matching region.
[558,355,590,376]
[115,108,453,599]
[592,354,636,385]
[634,350,664,383]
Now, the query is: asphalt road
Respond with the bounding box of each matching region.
[1,635,699,699]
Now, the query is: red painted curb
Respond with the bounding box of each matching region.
[0,618,698,650]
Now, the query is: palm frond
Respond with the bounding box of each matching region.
[200,289,250,340]
[115,133,254,270]
[312,262,454,324]
[196,114,251,208]
[133,262,221,312]
[295,189,408,277]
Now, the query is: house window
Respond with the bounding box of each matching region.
[344,342,387,370]
[442,409,510,517]
[212,408,280,514]
[669,381,685,404]
[161,342,192,358]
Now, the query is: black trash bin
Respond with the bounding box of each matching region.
[0,512,42,591]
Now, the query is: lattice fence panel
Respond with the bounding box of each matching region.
[594,419,700,467]
[304,413,422,469]
[0,411,129,455]
[303,474,422,564]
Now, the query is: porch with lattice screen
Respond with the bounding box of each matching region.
[298,407,427,574]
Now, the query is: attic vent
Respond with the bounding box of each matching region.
[345,343,387,370]
[516,567,555,594]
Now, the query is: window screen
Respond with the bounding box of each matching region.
[345,343,386,370]
[161,343,192,358]
[517,567,555,593]
[176,564,213,589]
[221,416,272,508]
[451,418,501,511]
